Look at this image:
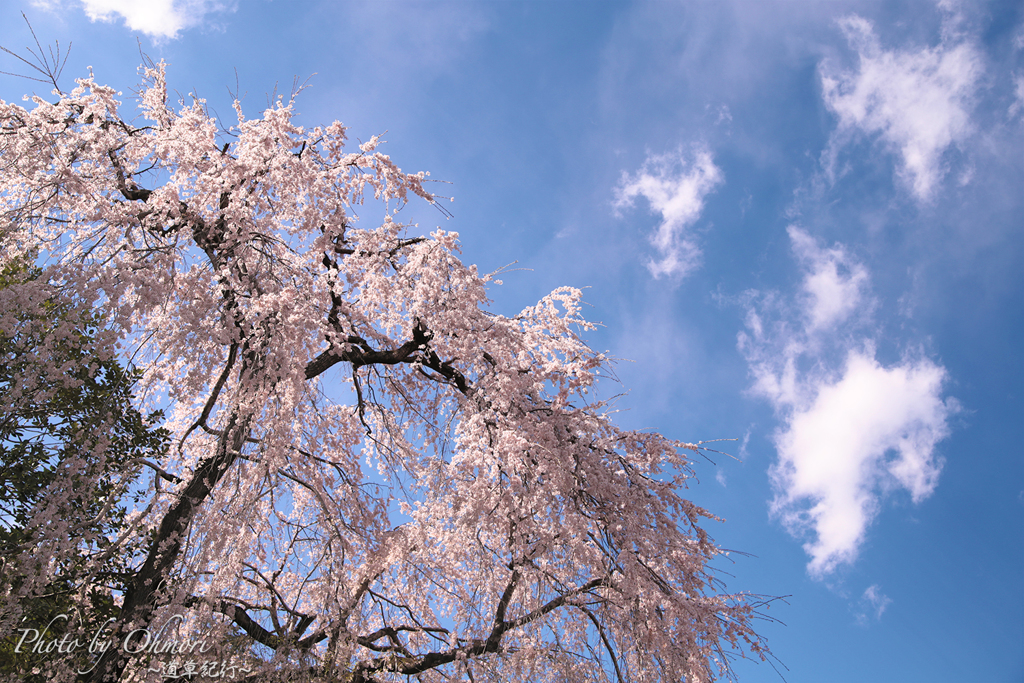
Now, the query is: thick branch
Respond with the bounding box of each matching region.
[351,576,611,679]
[305,319,471,396]
[138,458,182,484]
[84,410,252,683]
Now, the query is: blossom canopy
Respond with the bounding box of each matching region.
[0,62,770,682]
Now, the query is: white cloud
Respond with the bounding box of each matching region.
[857,584,893,624]
[614,147,723,279]
[740,228,956,577]
[770,349,951,576]
[39,0,235,40]
[820,14,982,200]
[788,226,869,332]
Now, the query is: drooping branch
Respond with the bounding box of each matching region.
[579,605,625,683]
[178,341,239,450]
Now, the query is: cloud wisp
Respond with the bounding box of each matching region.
[1010,73,1024,120]
[820,14,982,200]
[740,227,957,577]
[857,584,893,624]
[36,0,236,41]
[614,146,723,279]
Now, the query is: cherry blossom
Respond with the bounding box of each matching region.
[0,63,771,682]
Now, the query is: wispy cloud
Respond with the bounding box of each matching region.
[820,14,982,200]
[344,2,489,74]
[34,0,235,40]
[740,228,957,577]
[856,584,893,624]
[614,146,722,279]
[1010,74,1024,120]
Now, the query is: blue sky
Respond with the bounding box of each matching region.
[2,1,1022,681]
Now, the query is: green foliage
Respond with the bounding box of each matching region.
[0,261,168,680]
